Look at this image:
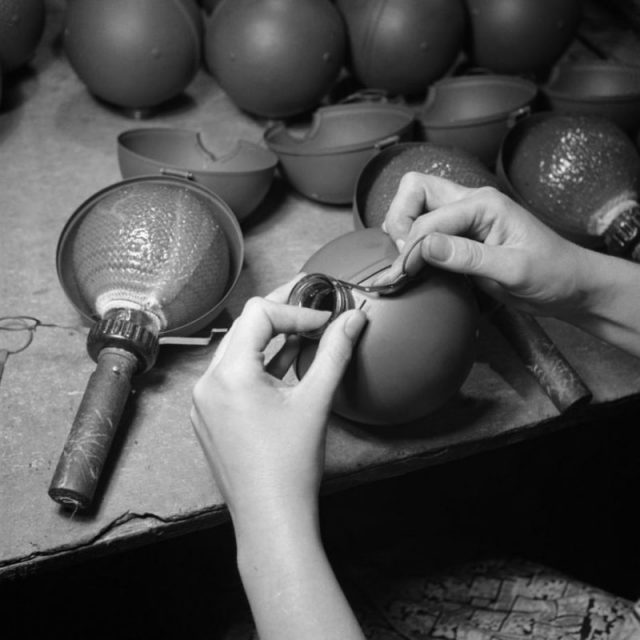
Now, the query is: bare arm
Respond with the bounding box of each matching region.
[233,497,364,640]
[191,289,367,640]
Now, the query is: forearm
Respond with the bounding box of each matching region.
[232,499,365,640]
[561,248,640,358]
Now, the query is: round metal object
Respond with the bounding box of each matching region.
[64,0,203,110]
[353,142,501,229]
[57,176,244,337]
[466,0,581,75]
[264,101,415,204]
[118,128,278,222]
[420,75,538,167]
[204,0,346,118]
[336,0,466,96]
[497,111,640,249]
[542,61,640,134]
[293,228,479,426]
[0,0,45,73]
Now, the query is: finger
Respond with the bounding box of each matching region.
[265,274,306,304]
[297,309,368,410]
[418,233,527,287]
[223,297,331,363]
[204,282,326,375]
[265,334,302,379]
[384,173,476,248]
[373,192,498,286]
[204,317,240,373]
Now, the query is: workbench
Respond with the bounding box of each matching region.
[2,0,640,580]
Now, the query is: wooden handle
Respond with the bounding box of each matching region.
[491,306,592,413]
[48,347,139,510]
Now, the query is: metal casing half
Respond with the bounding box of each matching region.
[295,229,479,426]
[420,75,538,167]
[264,101,415,204]
[542,61,640,134]
[118,128,278,223]
[57,175,244,338]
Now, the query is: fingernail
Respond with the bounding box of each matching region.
[424,233,452,262]
[395,238,405,252]
[344,310,367,341]
[370,263,401,287]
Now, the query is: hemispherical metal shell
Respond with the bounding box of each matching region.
[57,176,244,337]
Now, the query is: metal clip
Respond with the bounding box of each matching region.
[158,328,228,346]
[160,167,195,181]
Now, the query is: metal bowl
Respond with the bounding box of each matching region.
[542,61,640,133]
[57,176,244,337]
[419,74,538,166]
[264,101,415,204]
[118,128,278,222]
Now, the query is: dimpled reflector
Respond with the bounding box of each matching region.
[71,182,230,330]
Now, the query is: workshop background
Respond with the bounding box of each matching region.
[2,0,640,638]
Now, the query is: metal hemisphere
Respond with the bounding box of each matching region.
[56,176,244,338]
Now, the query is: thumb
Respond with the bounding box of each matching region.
[419,233,520,285]
[297,310,367,409]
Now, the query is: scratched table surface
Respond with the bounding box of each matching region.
[2,0,640,579]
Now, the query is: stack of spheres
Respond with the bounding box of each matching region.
[465,0,582,76]
[205,0,346,118]
[336,0,466,97]
[64,0,203,111]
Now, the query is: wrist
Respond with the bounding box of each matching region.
[558,247,640,356]
[232,492,319,548]
[550,245,603,324]
[233,496,321,579]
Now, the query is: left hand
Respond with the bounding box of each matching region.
[375,173,587,318]
[190,280,368,523]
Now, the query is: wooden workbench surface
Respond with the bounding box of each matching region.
[2,0,640,579]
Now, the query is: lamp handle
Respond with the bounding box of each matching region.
[48,347,139,510]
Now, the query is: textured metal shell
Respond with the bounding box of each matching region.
[58,177,244,336]
[354,142,500,229]
[502,113,640,240]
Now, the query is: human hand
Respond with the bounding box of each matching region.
[374,172,588,319]
[190,282,367,524]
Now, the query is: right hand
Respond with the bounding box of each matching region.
[373,173,589,319]
[190,285,367,522]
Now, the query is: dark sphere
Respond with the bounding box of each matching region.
[465,0,581,75]
[0,0,45,72]
[204,0,346,117]
[64,0,203,110]
[337,0,466,96]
